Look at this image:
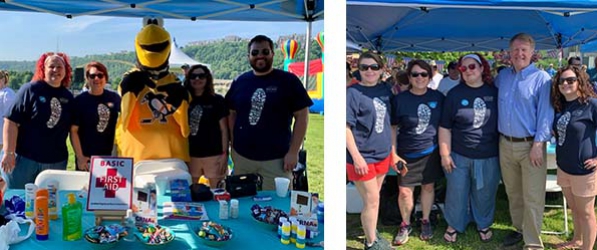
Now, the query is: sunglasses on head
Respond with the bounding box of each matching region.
[458,64,478,72]
[410,72,429,78]
[358,64,381,71]
[87,73,104,79]
[559,77,577,85]
[250,49,271,57]
[189,73,208,80]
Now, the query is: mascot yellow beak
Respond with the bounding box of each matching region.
[135,17,171,69]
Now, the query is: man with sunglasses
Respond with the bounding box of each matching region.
[495,33,554,250]
[224,35,313,190]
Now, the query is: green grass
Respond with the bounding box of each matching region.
[66,113,324,198]
[347,184,581,250]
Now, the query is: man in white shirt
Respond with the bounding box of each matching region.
[428,60,443,90]
[437,61,460,95]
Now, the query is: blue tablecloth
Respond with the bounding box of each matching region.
[5,189,324,249]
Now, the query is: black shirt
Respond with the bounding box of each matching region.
[72,90,121,157]
[188,94,228,158]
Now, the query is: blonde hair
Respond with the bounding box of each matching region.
[510,33,535,50]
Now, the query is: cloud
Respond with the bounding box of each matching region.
[61,16,114,32]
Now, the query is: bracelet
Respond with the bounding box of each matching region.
[5,151,14,156]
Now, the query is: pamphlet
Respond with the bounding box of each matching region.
[162,202,209,221]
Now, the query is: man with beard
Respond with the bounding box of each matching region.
[224,35,313,190]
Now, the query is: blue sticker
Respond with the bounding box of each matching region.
[39,96,46,103]
[428,102,437,109]
[461,99,469,106]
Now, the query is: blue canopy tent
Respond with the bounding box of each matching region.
[347,0,597,52]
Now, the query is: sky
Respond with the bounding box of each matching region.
[0,11,323,61]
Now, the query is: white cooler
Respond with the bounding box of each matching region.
[346,182,364,213]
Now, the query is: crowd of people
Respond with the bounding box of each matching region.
[0,34,312,196]
[347,33,597,250]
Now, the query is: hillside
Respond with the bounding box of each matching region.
[0,36,322,91]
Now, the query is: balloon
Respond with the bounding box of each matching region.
[281,39,299,60]
[315,32,324,51]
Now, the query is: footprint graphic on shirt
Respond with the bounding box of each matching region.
[189,105,203,136]
[472,97,487,129]
[556,112,571,146]
[96,104,110,133]
[415,103,431,135]
[46,97,62,129]
[372,97,387,134]
[249,88,266,126]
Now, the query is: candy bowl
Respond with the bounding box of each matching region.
[195,221,233,247]
[134,224,176,249]
[250,204,288,230]
[84,224,126,250]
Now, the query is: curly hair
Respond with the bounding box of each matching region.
[458,53,494,85]
[183,64,214,96]
[551,65,596,113]
[32,52,72,88]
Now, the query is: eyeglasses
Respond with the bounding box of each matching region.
[410,72,429,78]
[558,77,577,85]
[250,49,271,57]
[87,73,105,79]
[189,73,207,80]
[458,64,478,72]
[358,64,381,71]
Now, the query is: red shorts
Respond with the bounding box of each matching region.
[346,154,391,182]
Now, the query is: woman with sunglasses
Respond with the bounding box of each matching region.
[70,61,121,171]
[391,59,444,245]
[551,65,597,250]
[347,52,398,250]
[0,71,15,151]
[1,52,74,188]
[184,64,229,188]
[438,53,500,243]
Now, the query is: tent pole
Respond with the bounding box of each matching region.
[303,21,312,88]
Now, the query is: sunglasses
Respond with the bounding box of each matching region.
[410,72,429,78]
[87,73,104,79]
[458,64,478,72]
[558,77,577,85]
[250,49,271,57]
[358,64,381,71]
[189,73,208,80]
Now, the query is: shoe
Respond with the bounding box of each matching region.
[393,222,412,246]
[443,229,457,243]
[477,228,493,243]
[364,237,393,250]
[502,231,523,247]
[419,219,433,241]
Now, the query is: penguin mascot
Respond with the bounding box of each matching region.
[115,17,191,163]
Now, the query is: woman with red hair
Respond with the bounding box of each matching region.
[0,52,75,189]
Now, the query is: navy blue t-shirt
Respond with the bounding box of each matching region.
[553,98,597,175]
[72,90,121,157]
[392,89,444,157]
[224,69,313,161]
[440,83,499,158]
[346,83,394,164]
[6,81,74,163]
[188,94,229,158]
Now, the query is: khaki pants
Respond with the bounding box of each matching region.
[499,136,547,249]
[231,148,292,191]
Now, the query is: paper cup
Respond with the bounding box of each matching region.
[274,177,290,198]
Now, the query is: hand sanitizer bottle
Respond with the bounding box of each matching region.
[124,209,136,242]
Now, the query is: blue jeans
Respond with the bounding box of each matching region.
[443,152,501,232]
[1,153,67,189]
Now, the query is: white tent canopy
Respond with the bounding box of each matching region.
[169,38,210,68]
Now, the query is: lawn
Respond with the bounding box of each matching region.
[347,180,578,250]
[66,113,325,198]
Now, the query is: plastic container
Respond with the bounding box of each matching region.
[280,221,290,245]
[278,217,288,238]
[219,200,229,220]
[230,199,239,219]
[123,209,136,242]
[62,193,82,241]
[35,188,49,241]
[290,218,298,243]
[317,202,324,223]
[47,181,59,220]
[346,182,364,213]
[296,225,306,248]
[25,183,37,219]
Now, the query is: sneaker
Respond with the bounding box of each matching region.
[393,222,412,245]
[419,219,433,241]
[364,237,393,250]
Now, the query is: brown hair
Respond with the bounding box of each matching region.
[458,53,494,85]
[510,33,535,50]
[85,61,109,83]
[406,59,433,80]
[0,70,8,83]
[551,65,596,113]
[358,52,385,69]
[183,64,214,96]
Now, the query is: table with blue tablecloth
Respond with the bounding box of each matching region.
[5,189,324,249]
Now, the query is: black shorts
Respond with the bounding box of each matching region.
[398,149,443,187]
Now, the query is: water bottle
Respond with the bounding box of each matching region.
[124,209,136,242]
[317,202,324,223]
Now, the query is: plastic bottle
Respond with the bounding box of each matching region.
[47,181,59,220]
[35,188,49,241]
[290,217,298,243]
[218,200,229,220]
[123,209,136,242]
[280,221,290,245]
[296,224,306,248]
[317,202,324,223]
[229,199,239,219]
[278,217,288,238]
[25,183,37,219]
[62,193,82,241]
